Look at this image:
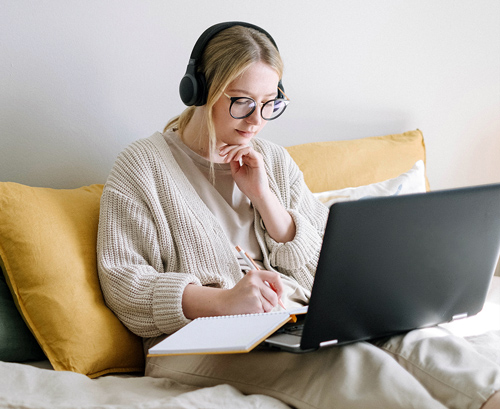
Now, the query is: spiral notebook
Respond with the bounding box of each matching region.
[148,307,307,356]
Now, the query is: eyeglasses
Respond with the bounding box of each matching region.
[223,90,290,121]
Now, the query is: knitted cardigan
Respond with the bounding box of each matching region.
[97,132,329,337]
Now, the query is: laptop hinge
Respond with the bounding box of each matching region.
[319,339,338,348]
[452,312,468,321]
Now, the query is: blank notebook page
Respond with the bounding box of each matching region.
[148,311,292,355]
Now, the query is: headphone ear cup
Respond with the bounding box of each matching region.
[179,62,199,106]
[179,72,197,106]
[179,64,208,106]
[194,72,207,106]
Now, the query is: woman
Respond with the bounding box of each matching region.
[97,22,500,409]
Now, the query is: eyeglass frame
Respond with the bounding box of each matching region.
[223,88,290,121]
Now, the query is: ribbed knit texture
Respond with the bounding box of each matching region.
[97,132,328,337]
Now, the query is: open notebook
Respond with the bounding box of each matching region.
[148,307,307,356]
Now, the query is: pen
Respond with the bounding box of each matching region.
[235,245,287,311]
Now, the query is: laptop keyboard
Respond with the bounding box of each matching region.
[283,324,304,336]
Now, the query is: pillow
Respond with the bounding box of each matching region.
[286,129,429,193]
[314,160,427,207]
[0,182,144,378]
[0,266,46,362]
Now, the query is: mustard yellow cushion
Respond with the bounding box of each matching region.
[0,182,144,378]
[285,129,429,193]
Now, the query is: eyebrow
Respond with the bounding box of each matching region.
[226,88,278,98]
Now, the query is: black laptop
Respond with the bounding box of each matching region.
[265,183,500,352]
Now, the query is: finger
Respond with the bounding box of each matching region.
[233,148,249,163]
[259,288,278,312]
[219,144,240,156]
[219,144,247,158]
[257,270,284,298]
[221,144,258,164]
[229,158,241,174]
[241,273,276,312]
[222,149,241,163]
[229,147,253,163]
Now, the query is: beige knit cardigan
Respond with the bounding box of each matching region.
[97,132,328,337]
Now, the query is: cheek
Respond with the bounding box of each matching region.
[213,110,231,128]
[212,104,231,128]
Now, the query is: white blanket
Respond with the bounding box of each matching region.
[0,361,289,409]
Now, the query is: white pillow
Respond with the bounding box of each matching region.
[313,160,427,208]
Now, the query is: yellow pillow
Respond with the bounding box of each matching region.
[285,129,429,193]
[0,182,144,378]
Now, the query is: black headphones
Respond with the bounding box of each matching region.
[179,21,285,107]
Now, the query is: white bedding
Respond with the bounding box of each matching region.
[0,361,289,409]
[1,277,498,409]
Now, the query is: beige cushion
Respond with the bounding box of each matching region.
[286,129,429,193]
[313,160,427,207]
[0,182,144,378]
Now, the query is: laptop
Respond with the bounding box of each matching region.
[265,183,500,352]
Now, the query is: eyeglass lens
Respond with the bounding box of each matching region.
[230,98,288,120]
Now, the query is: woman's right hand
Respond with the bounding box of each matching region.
[182,270,284,319]
[219,270,284,315]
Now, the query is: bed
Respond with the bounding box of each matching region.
[1,130,499,409]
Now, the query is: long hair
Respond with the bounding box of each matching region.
[165,25,284,166]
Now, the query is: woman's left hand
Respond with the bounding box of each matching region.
[219,144,270,203]
[219,143,296,243]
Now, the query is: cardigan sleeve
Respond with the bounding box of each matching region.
[96,136,221,338]
[97,186,200,337]
[252,138,329,289]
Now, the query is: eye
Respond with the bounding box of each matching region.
[233,99,250,106]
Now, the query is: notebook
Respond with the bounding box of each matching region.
[265,183,500,352]
[148,307,307,356]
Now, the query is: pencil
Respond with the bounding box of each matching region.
[235,245,287,311]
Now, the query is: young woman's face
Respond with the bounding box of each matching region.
[212,61,280,148]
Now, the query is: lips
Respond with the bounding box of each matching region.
[236,130,255,138]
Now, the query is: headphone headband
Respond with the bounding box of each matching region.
[179,21,284,106]
[189,21,279,64]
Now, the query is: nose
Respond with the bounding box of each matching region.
[245,105,263,126]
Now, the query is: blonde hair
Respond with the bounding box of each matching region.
[165,25,284,160]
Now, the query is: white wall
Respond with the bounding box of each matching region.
[1,0,499,190]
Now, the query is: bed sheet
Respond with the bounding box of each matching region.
[0,360,289,409]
